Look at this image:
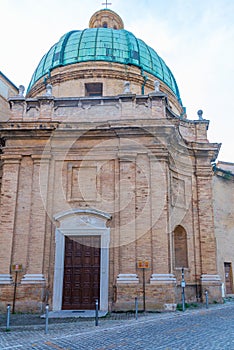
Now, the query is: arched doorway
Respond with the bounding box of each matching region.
[53,209,111,312]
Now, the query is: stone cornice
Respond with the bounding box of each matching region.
[1,154,22,163]
[0,121,58,130]
[190,142,221,163]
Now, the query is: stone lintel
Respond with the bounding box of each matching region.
[117,274,139,284]
[21,274,46,284]
[150,274,176,284]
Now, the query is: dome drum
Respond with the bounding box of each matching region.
[27,61,183,115]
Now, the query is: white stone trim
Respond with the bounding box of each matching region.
[54,208,111,222]
[201,274,221,283]
[0,274,13,284]
[21,274,46,284]
[53,210,110,313]
[117,274,139,284]
[150,274,176,284]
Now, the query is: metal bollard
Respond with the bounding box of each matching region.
[135,297,138,320]
[181,268,186,312]
[205,290,209,309]
[182,288,185,312]
[45,304,49,334]
[6,304,11,331]
[95,299,99,326]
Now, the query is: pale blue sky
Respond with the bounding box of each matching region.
[1,0,233,162]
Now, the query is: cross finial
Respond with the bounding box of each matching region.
[102,0,112,8]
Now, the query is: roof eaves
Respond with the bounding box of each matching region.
[0,71,18,91]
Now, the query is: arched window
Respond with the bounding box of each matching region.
[174,225,188,268]
[103,22,108,28]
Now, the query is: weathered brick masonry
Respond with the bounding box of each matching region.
[0,92,222,312]
[0,9,223,312]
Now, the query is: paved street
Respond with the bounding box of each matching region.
[0,302,234,349]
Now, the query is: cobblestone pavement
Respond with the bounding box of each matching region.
[0,302,234,349]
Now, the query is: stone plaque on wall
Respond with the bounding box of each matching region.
[67,164,98,201]
[171,176,185,208]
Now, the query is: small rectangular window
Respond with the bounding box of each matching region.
[85,83,103,97]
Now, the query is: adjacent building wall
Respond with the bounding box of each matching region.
[0,71,18,121]
[213,162,234,296]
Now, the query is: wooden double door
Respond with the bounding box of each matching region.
[62,235,101,310]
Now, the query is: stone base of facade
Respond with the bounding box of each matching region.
[175,283,201,303]
[113,274,177,311]
[0,283,46,313]
[200,274,223,303]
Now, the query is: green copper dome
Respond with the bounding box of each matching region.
[27,26,181,104]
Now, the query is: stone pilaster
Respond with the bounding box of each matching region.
[22,155,50,284]
[149,93,167,118]
[38,96,54,120]
[150,154,170,275]
[135,153,151,277]
[12,156,33,270]
[0,155,21,282]
[149,154,177,308]
[196,164,222,301]
[117,153,138,284]
[196,165,218,274]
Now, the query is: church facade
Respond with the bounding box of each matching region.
[0,9,230,313]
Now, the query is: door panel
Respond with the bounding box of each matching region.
[62,235,101,310]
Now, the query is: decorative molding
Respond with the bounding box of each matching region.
[53,209,110,312]
[1,154,22,163]
[54,208,111,222]
[150,274,176,284]
[0,274,13,284]
[201,274,221,284]
[171,176,185,208]
[21,274,46,284]
[116,274,139,284]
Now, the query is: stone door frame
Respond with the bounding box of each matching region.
[53,209,111,312]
